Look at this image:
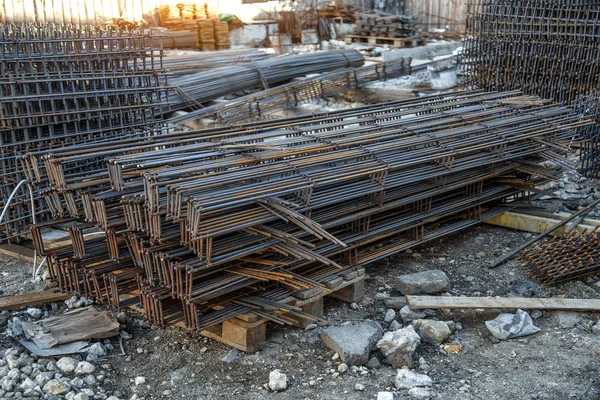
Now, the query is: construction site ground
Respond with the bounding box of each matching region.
[1,223,599,400]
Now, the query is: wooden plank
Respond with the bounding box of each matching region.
[407,295,600,311]
[0,243,35,262]
[0,290,71,311]
[484,211,600,236]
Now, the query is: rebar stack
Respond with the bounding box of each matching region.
[0,23,170,239]
[169,57,414,125]
[162,49,270,77]
[521,228,600,285]
[168,50,364,110]
[28,91,594,331]
[463,0,600,104]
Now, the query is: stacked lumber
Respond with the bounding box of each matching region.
[319,3,356,23]
[214,21,231,50]
[355,10,419,38]
[198,19,216,51]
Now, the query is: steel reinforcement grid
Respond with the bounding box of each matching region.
[0,23,170,239]
[25,90,594,331]
[462,0,600,104]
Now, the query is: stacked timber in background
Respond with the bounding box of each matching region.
[155,3,231,50]
[355,10,419,38]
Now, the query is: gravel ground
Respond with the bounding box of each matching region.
[1,224,600,400]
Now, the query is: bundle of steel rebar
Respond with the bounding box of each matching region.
[0,22,170,239]
[162,49,270,77]
[169,57,415,125]
[463,0,600,104]
[521,228,600,285]
[168,50,364,110]
[28,91,594,331]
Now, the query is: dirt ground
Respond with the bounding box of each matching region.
[2,223,600,400]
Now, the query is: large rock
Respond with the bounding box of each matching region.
[321,322,383,366]
[395,270,450,295]
[412,320,452,345]
[376,326,420,368]
[395,369,432,390]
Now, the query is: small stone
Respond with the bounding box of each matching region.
[119,331,132,340]
[409,387,432,399]
[42,379,70,395]
[374,292,390,300]
[395,369,432,390]
[377,326,421,368]
[86,343,107,358]
[45,361,57,372]
[134,376,146,386]
[221,348,244,363]
[388,320,402,331]
[531,310,543,319]
[305,324,317,330]
[56,358,78,374]
[354,383,365,391]
[64,297,81,309]
[384,309,396,323]
[395,270,450,295]
[400,305,426,323]
[69,377,84,388]
[20,378,37,391]
[83,375,97,386]
[412,319,452,345]
[442,343,462,354]
[268,370,287,391]
[73,394,89,400]
[8,368,21,380]
[337,363,348,373]
[365,356,380,369]
[74,362,95,375]
[592,321,600,334]
[26,308,43,320]
[377,392,394,400]
[350,303,359,310]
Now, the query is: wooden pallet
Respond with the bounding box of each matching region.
[344,34,426,48]
[191,269,366,352]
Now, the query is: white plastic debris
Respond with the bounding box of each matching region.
[485,309,540,340]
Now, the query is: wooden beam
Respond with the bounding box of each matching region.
[0,290,72,311]
[484,211,600,236]
[406,295,600,311]
[0,243,35,263]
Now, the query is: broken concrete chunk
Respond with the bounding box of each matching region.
[485,309,540,340]
[412,319,452,345]
[320,322,383,366]
[376,326,420,368]
[400,305,426,323]
[395,270,450,295]
[395,369,432,390]
[268,370,287,391]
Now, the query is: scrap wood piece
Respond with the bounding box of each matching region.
[41,307,120,344]
[406,295,600,312]
[0,289,72,311]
